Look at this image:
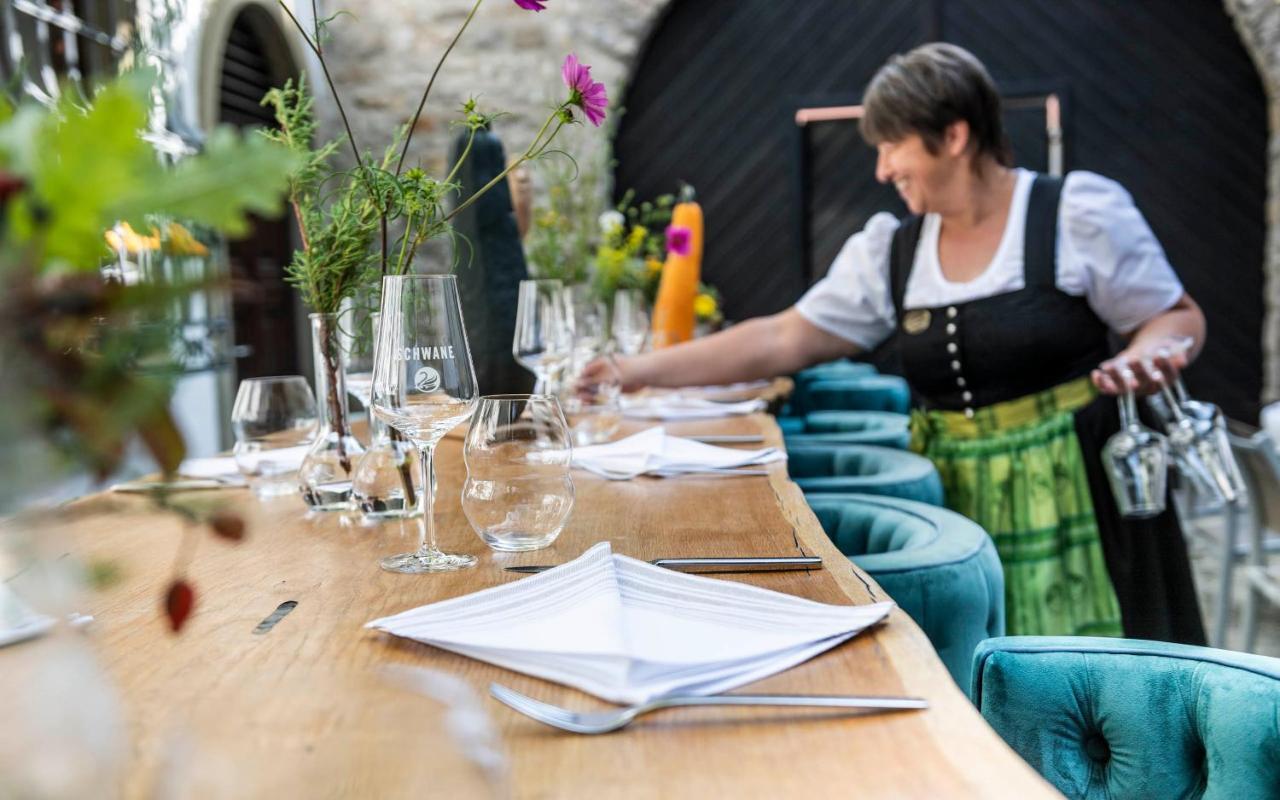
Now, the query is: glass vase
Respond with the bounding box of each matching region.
[299,312,365,511]
[351,413,420,519]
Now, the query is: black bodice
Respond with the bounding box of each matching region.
[890,175,1112,414]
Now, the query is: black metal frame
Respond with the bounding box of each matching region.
[1,1,133,103]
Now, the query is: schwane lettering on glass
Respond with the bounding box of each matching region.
[394,345,457,361]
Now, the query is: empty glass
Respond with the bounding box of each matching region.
[372,274,479,573]
[231,376,317,498]
[512,279,571,395]
[1144,340,1246,507]
[611,289,649,355]
[1103,390,1169,519]
[462,395,574,552]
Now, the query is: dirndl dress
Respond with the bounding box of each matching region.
[891,174,1205,644]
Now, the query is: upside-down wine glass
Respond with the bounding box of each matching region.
[371,274,479,573]
[1103,387,1169,519]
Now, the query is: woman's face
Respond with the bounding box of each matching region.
[874,132,964,215]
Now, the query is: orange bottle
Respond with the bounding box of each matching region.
[651,189,703,348]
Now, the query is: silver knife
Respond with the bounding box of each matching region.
[505,556,823,574]
[685,434,766,444]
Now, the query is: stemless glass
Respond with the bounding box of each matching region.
[231,376,317,498]
[1103,389,1169,518]
[372,275,479,573]
[512,279,569,394]
[611,288,649,355]
[462,395,575,552]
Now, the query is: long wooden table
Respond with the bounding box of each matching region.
[44,409,1059,798]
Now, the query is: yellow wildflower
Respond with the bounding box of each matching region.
[104,221,161,255]
[645,257,663,275]
[165,222,210,257]
[694,293,718,320]
[626,224,648,252]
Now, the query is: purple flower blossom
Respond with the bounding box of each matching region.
[666,225,692,256]
[514,0,546,10]
[562,54,608,127]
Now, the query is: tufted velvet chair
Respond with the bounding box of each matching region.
[782,361,879,418]
[801,375,912,415]
[788,443,944,506]
[971,637,1280,799]
[783,410,911,450]
[806,494,1004,688]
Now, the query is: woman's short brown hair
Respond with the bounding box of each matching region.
[861,43,1012,167]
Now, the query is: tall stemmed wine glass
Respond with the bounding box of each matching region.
[372,275,479,573]
[513,279,570,394]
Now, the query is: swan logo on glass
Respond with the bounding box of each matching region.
[414,366,442,393]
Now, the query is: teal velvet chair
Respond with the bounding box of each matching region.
[972,637,1280,799]
[806,494,1003,688]
[783,361,879,418]
[783,410,911,449]
[803,375,911,415]
[788,443,943,505]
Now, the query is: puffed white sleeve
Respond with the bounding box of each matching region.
[794,212,900,350]
[1058,171,1185,335]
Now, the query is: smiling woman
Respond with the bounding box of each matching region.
[589,41,1208,648]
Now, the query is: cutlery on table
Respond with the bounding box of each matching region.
[684,434,766,444]
[110,476,242,493]
[505,555,823,574]
[581,464,771,480]
[489,683,929,734]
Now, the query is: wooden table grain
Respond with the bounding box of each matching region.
[47,409,1059,799]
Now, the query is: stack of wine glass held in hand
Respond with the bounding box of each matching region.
[512,279,627,446]
[1102,340,1246,519]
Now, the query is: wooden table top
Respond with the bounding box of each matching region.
[42,407,1058,799]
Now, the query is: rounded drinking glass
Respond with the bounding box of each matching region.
[231,376,317,498]
[462,395,574,552]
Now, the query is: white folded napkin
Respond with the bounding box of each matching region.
[366,542,893,704]
[571,427,784,478]
[621,395,765,421]
[176,445,311,485]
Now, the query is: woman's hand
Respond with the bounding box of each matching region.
[1091,339,1191,396]
[577,354,641,396]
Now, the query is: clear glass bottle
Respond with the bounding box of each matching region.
[299,312,365,511]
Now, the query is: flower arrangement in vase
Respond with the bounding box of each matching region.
[264,0,608,511]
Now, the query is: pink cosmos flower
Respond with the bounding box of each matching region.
[666,225,692,256]
[562,53,608,127]
[514,0,546,10]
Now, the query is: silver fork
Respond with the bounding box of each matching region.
[489,683,928,734]
[580,464,770,480]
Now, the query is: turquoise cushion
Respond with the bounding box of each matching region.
[777,415,806,435]
[803,375,911,415]
[795,361,878,388]
[806,494,1004,688]
[789,443,943,506]
[972,637,1280,799]
[784,410,911,449]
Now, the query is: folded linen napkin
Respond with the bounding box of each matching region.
[621,395,765,421]
[176,445,311,486]
[366,542,893,704]
[571,427,784,478]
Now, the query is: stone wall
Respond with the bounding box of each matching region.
[316,0,665,186]
[317,0,1280,404]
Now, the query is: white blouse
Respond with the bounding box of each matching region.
[795,169,1185,350]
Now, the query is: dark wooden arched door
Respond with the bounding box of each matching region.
[219,6,302,382]
[614,0,1267,421]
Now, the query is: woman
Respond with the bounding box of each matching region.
[584,42,1205,644]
